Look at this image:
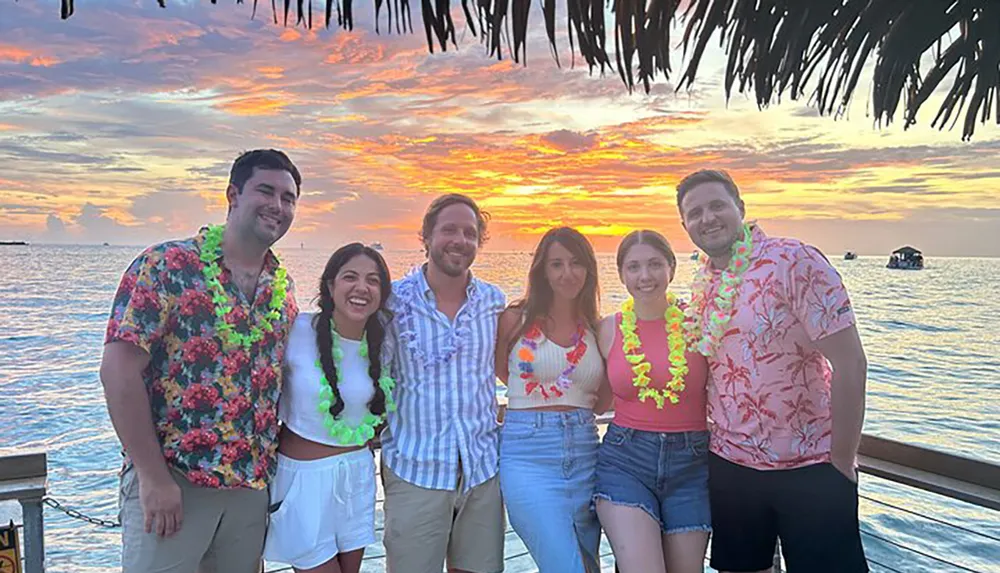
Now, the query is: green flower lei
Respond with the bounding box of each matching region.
[199,224,289,351]
[316,318,397,446]
[684,223,754,356]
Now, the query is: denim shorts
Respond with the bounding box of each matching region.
[593,423,711,535]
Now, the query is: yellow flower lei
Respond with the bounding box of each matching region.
[620,293,689,408]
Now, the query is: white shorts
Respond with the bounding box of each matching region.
[263,449,377,569]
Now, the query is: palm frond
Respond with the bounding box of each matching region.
[48,0,1000,138]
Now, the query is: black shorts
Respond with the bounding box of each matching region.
[708,453,868,573]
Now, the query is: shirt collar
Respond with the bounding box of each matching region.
[417,263,479,302]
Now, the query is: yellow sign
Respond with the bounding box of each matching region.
[0,521,21,573]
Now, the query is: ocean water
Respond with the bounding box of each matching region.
[1,244,998,572]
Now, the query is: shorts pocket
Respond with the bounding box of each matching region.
[602,424,630,446]
[500,420,537,440]
[687,431,710,457]
[349,453,377,499]
[119,464,139,501]
[825,462,858,488]
[264,472,315,564]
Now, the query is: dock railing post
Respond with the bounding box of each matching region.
[0,452,48,573]
[21,496,45,572]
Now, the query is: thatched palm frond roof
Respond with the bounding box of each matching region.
[50,0,1000,140]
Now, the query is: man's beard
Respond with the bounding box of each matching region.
[431,246,472,277]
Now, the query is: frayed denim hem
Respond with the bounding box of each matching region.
[592,493,665,531]
[665,524,712,535]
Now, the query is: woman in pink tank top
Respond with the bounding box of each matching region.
[593,230,711,573]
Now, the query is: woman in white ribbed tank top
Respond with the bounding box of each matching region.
[495,227,612,573]
[263,243,394,573]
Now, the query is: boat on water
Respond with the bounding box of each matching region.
[690,251,700,261]
[845,251,857,260]
[0,240,28,246]
[887,246,924,270]
[371,241,384,251]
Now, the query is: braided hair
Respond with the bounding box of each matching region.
[314,243,392,419]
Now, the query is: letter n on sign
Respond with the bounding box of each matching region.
[0,520,21,573]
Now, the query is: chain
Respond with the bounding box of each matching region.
[42,497,121,528]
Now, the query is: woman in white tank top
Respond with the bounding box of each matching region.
[495,227,611,573]
[263,243,394,573]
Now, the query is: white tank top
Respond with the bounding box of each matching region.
[279,312,377,447]
[505,325,604,410]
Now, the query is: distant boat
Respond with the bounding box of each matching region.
[844,251,857,260]
[689,251,700,261]
[102,242,110,246]
[371,241,384,251]
[0,240,28,246]
[887,246,924,270]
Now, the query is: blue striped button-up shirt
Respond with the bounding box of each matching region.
[381,266,506,492]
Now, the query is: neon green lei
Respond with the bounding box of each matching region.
[316,318,397,446]
[620,293,689,408]
[199,224,288,351]
[684,223,754,356]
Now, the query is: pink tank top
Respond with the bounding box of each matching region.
[607,312,708,432]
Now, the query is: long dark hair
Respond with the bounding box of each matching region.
[507,227,600,354]
[314,243,392,419]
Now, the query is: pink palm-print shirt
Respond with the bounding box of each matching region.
[701,225,856,470]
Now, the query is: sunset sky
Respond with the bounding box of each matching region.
[1,1,999,256]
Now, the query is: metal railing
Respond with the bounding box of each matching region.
[3,413,998,572]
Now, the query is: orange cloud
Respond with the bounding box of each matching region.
[214,95,289,116]
[279,28,303,42]
[257,65,285,79]
[0,44,60,66]
[0,44,32,62]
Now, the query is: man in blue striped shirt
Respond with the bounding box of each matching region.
[381,194,507,573]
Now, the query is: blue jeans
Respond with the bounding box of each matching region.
[499,408,601,573]
[594,423,711,534]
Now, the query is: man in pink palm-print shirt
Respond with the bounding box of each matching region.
[677,170,869,573]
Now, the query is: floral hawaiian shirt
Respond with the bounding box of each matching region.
[104,227,298,489]
[701,225,856,470]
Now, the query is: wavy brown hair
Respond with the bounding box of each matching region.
[506,227,600,354]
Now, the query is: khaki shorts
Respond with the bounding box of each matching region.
[382,462,505,573]
[118,465,268,573]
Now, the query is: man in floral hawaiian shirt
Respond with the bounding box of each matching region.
[677,170,869,573]
[100,149,301,573]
